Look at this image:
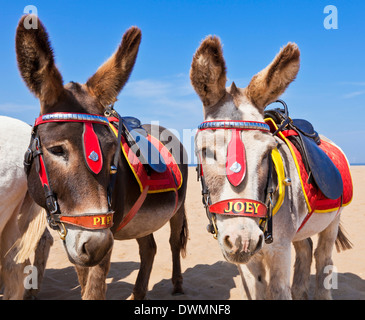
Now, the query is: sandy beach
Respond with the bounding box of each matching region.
[27,166,365,300]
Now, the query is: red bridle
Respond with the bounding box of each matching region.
[196,120,274,242]
[25,112,116,239]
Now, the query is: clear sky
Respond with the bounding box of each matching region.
[1,1,364,163]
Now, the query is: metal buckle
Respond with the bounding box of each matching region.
[110,165,117,175]
[264,192,274,244]
[47,213,67,240]
[210,215,218,240]
[49,199,58,215]
[57,222,67,241]
[34,137,40,149]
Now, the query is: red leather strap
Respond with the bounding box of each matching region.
[60,212,114,230]
[116,185,150,232]
[281,130,298,137]
[83,122,103,174]
[226,130,246,186]
[115,184,179,232]
[209,198,267,218]
[38,152,50,187]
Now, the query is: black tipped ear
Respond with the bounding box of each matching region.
[16,15,64,111]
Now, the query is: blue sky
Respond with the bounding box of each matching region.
[0,1,364,163]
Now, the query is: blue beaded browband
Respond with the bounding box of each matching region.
[198,120,270,132]
[35,112,110,126]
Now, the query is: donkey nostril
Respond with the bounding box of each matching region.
[224,235,233,249]
[82,242,89,256]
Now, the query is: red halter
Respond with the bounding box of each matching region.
[196,120,274,242]
[27,112,114,238]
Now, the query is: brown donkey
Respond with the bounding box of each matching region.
[16,15,188,299]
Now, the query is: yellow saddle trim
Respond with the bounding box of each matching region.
[271,147,285,215]
[265,118,350,214]
[265,117,313,213]
[258,147,285,228]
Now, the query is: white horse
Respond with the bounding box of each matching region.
[0,115,53,299]
[191,36,352,299]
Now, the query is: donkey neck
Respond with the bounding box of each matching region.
[110,151,141,233]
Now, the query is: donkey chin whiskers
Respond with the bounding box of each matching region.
[223,251,253,264]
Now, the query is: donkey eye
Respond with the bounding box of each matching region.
[202,147,216,160]
[47,146,65,157]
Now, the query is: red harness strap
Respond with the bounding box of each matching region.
[83,122,103,174]
[226,130,246,187]
[59,212,114,230]
[115,184,179,232]
[31,112,114,234]
[209,199,267,218]
[116,185,150,232]
[109,119,181,232]
[37,146,50,188]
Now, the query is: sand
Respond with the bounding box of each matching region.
[25,166,365,299]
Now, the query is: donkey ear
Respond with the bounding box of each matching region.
[190,36,227,107]
[16,15,64,111]
[86,26,141,107]
[246,42,300,112]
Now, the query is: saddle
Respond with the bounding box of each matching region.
[264,100,344,200]
[120,116,167,173]
[108,116,182,194]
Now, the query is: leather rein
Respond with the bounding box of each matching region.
[196,120,276,244]
[24,111,123,240]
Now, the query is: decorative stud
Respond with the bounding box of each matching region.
[283,177,292,186]
[110,165,117,174]
[230,161,242,173]
[88,151,99,162]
